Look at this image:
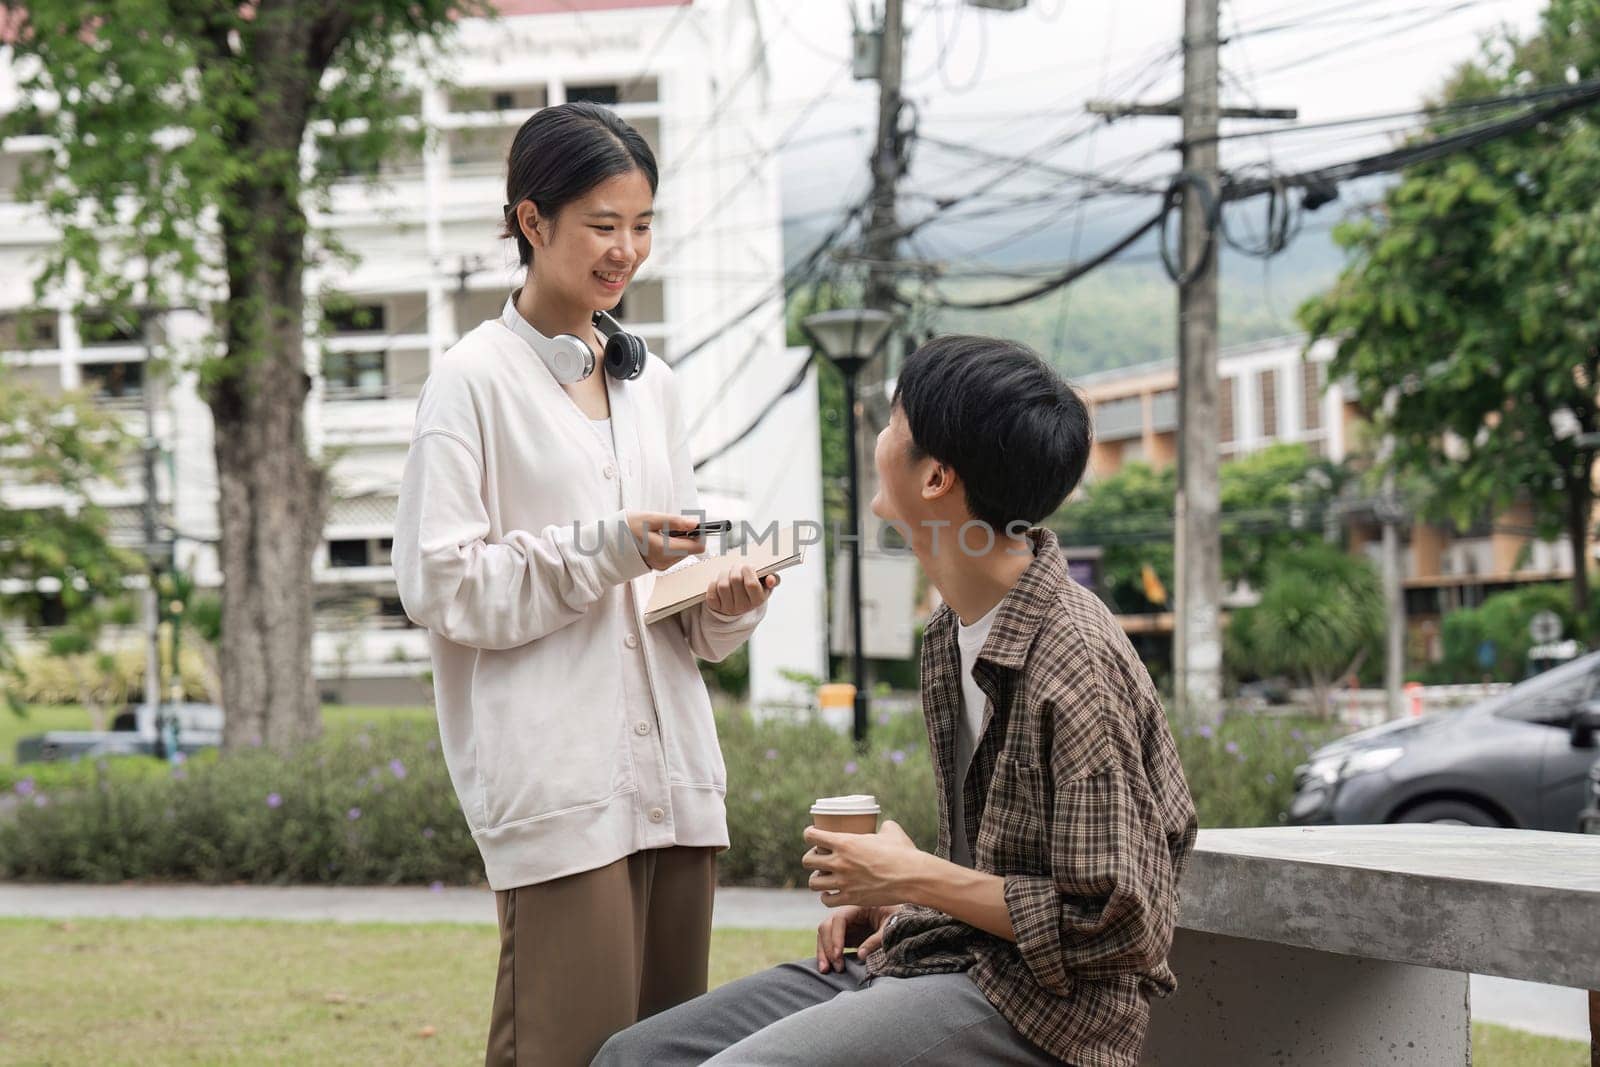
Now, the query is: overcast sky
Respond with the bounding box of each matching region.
[752,0,1549,263]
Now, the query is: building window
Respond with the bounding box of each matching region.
[1259,369,1278,439]
[316,135,382,179]
[0,312,58,351]
[1150,388,1178,434]
[567,83,620,106]
[492,91,515,111]
[79,310,142,346]
[1093,395,1144,442]
[323,352,387,398]
[327,540,371,568]
[1220,376,1236,444]
[81,360,145,400]
[1302,361,1323,432]
[325,303,386,334]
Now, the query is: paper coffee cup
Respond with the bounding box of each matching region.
[811,794,880,839]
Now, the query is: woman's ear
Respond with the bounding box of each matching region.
[516,202,547,249]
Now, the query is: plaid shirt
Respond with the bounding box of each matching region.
[866,529,1197,1067]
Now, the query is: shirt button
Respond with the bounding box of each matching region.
[648,807,665,823]
[603,464,617,479]
[624,633,639,649]
[634,720,651,736]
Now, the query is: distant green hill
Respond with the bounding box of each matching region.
[784,198,1357,380]
[929,244,1343,379]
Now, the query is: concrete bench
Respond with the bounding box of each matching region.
[1144,825,1600,1065]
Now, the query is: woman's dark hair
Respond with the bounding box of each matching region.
[501,101,659,266]
[892,335,1092,531]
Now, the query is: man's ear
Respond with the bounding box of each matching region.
[922,460,959,503]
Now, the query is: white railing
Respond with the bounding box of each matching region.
[1332,683,1510,728]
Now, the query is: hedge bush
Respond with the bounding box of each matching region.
[0,708,1341,885]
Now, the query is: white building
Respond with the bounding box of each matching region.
[0,0,827,709]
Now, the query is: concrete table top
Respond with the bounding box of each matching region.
[1179,825,1600,988]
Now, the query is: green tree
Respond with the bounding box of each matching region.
[1229,542,1385,717]
[0,368,139,712]
[1055,442,1341,612]
[1434,583,1575,683]
[0,0,483,750]
[1299,0,1600,623]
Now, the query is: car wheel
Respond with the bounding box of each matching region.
[1397,800,1501,827]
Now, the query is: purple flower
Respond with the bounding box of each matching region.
[1225,741,1240,755]
[1265,773,1277,785]
[843,760,858,776]
[1198,725,1214,740]
[355,733,372,749]
[172,751,188,765]
[764,748,779,761]
[266,792,282,809]
[426,739,439,753]
[172,767,188,782]
[889,750,906,765]
[1291,729,1304,742]
[33,794,48,808]
[877,712,891,726]
[389,759,407,780]
[429,881,444,893]
[422,827,436,841]
[347,807,362,821]
[14,778,35,798]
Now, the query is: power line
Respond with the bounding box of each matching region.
[909,208,1165,311]
[692,352,817,472]
[1223,79,1600,203]
[666,195,867,369]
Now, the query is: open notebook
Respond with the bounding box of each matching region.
[643,524,806,625]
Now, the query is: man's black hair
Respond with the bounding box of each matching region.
[892,335,1092,531]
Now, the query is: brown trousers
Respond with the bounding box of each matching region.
[485,846,718,1067]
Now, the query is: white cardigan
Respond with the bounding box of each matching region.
[393,316,763,890]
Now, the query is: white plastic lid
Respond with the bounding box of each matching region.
[810,794,880,815]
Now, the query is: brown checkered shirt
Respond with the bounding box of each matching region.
[865,529,1197,1067]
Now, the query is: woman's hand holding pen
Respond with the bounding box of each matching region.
[625,511,708,571]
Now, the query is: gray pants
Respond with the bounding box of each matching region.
[591,956,1061,1066]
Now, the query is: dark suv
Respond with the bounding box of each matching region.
[1289,651,1600,831]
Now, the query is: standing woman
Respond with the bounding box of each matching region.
[393,102,777,1066]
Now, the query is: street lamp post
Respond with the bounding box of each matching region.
[801,308,895,746]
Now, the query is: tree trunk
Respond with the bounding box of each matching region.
[209,34,326,752]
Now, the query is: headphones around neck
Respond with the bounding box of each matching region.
[504,294,649,385]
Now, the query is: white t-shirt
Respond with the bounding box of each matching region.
[950,602,1001,869]
[588,416,617,459]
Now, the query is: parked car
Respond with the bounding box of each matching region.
[14,702,223,763]
[1579,757,1600,834]
[1288,651,1600,831]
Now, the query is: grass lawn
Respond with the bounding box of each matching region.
[0,705,434,766]
[0,918,1585,1066]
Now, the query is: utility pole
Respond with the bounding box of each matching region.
[854,0,907,544]
[1379,387,1405,720]
[138,315,168,754]
[1089,1,1294,725]
[1175,0,1223,725]
[863,0,906,320]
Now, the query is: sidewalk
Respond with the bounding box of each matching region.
[0,882,1585,1042]
[0,881,827,930]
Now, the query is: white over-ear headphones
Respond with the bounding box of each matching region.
[500,293,649,384]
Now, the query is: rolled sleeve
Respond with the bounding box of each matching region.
[1003,769,1173,995]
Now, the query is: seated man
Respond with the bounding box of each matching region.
[596,335,1198,1067]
